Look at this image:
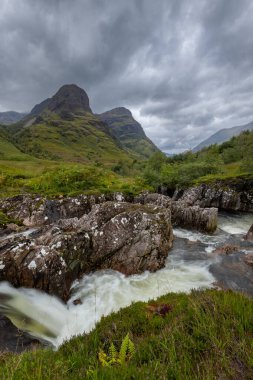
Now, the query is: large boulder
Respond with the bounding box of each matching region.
[0,202,173,301]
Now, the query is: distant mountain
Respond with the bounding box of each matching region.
[0,111,26,125]
[3,85,137,164]
[98,107,159,158]
[193,121,253,152]
[30,84,92,117]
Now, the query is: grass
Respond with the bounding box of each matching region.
[0,159,151,198]
[0,289,252,379]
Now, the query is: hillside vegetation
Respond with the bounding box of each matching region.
[144,130,253,191]
[0,290,252,380]
[0,85,156,198]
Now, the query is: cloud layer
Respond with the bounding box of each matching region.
[1,0,253,152]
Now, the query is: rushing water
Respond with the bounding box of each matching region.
[0,212,252,349]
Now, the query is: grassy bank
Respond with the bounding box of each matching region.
[1,289,252,379]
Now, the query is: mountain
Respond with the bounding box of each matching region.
[193,121,253,152]
[98,107,159,158]
[30,84,92,116]
[0,111,27,125]
[4,85,134,164]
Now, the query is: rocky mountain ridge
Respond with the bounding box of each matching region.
[99,107,159,158]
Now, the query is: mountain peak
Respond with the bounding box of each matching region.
[100,107,132,117]
[30,84,92,116]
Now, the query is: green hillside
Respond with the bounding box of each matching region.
[10,112,130,165]
[0,85,153,197]
[144,130,253,190]
[0,126,32,161]
[99,107,159,159]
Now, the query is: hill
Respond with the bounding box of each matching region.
[0,111,26,125]
[99,107,159,158]
[193,120,253,152]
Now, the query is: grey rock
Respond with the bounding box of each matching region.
[0,201,173,301]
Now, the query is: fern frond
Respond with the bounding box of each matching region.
[119,333,130,364]
[128,338,135,358]
[98,349,109,367]
[109,342,117,361]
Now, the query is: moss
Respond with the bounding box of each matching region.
[0,210,22,227]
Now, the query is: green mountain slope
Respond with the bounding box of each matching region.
[0,125,31,161]
[0,111,27,125]
[0,85,151,197]
[6,85,133,166]
[99,107,160,158]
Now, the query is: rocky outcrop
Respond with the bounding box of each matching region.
[98,107,159,158]
[173,182,253,212]
[0,201,173,300]
[0,193,130,227]
[171,202,218,233]
[134,192,217,233]
[0,192,217,233]
[245,224,253,242]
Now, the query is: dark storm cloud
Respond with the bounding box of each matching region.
[1,0,253,152]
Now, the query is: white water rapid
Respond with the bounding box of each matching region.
[0,212,252,349]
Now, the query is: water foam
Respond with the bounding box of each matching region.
[0,256,214,348]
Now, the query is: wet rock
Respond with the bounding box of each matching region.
[174,182,253,212]
[245,224,253,242]
[213,245,240,255]
[244,253,253,268]
[0,202,173,300]
[0,314,41,353]
[171,202,218,233]
[210,253,253,296]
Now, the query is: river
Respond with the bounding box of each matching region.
[0,211,252,350]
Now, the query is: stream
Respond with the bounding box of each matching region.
[0,212,252,350]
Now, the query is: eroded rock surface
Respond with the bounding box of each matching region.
[135,192,217,233]
[0,193,130,227]
[173,182,253,212]
[0,202,173,300]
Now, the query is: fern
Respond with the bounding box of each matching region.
[97,333,135,368]
[109,342,117,362]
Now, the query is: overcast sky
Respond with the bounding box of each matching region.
[1,0,253,152]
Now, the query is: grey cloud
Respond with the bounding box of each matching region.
[0,0,253,152]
